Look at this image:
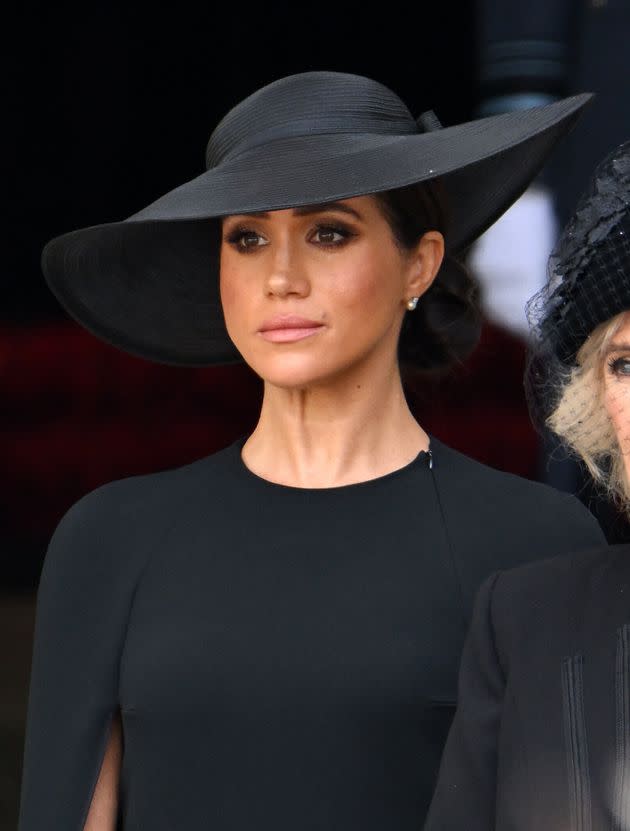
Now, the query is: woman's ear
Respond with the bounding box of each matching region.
[405,231,445,299]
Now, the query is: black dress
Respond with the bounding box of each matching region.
[18,436,604,830]
[424,544,630,831]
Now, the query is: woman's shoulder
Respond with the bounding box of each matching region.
[495,543,630,600]
[39,441,239,587]
[61,439,238,522]
[429,438,606,605]
[430,436,604,532]
[487,544,628,640]
[432,436,577,502]
[480,544,630,675]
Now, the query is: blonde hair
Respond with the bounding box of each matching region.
[548,310,630,513]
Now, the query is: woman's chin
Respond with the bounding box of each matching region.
[248,352,347,390]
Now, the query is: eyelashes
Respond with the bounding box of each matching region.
[224,226,263,251]
[223,222,357,253]
[607,356,630,378]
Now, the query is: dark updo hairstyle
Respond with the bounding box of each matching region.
[373,181,482,372]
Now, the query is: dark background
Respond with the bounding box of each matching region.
[7,4,477,323]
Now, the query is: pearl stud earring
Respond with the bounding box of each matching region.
[406,296,419,311]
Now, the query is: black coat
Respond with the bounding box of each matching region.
[424,544,630,831]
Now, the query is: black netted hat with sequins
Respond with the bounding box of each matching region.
[525,140,630,436]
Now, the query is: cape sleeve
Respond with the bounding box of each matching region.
[17,482,146,830]
[423,572,505,831]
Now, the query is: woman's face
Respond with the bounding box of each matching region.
[603,312,630,468]
[219,195,443,388]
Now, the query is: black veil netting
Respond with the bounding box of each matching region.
[524,140,630,454]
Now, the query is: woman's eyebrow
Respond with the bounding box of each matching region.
[292,202,363,220]
[230,202,364,221]
[605,341,630,355]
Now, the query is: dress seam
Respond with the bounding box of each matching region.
[427,448,469,637]
[561,652,592,831]
[612,624,630,830]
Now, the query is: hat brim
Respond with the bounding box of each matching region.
[42,94,591,366]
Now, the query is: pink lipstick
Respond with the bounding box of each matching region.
[258,315,324,343]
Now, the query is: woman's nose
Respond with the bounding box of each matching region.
[264,240,310,298]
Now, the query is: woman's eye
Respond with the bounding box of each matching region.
[224,223,354,251]
[608,357,630,377]
[225,229,268,251]
[311,225,353,246]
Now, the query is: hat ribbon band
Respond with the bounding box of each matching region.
[206,113,419,169]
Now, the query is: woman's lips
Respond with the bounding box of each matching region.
[260,326,324,343]
[258,316,325,343]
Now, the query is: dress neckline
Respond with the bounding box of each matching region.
[229,435,433,495]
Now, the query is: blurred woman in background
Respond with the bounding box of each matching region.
[425,140,630,831]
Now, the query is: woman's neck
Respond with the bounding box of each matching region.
[241,361,429,488]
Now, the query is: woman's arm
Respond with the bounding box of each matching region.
[84,711,123,831]
[17,482,143,830]
[424,572,506,830]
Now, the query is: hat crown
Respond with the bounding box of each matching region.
[205,71,418,169]
[528,140,630,364]
[548,139,630,289]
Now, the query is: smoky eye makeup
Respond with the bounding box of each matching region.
[607,355,630,378]
[222,216,359,252]
[222,223,268,252]
[307,221,358,246]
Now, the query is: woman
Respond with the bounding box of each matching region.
[18,71,603,830]
[425,141,630,831]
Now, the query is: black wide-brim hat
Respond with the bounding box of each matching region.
[42,71,592,366]
[532,140,630,364]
